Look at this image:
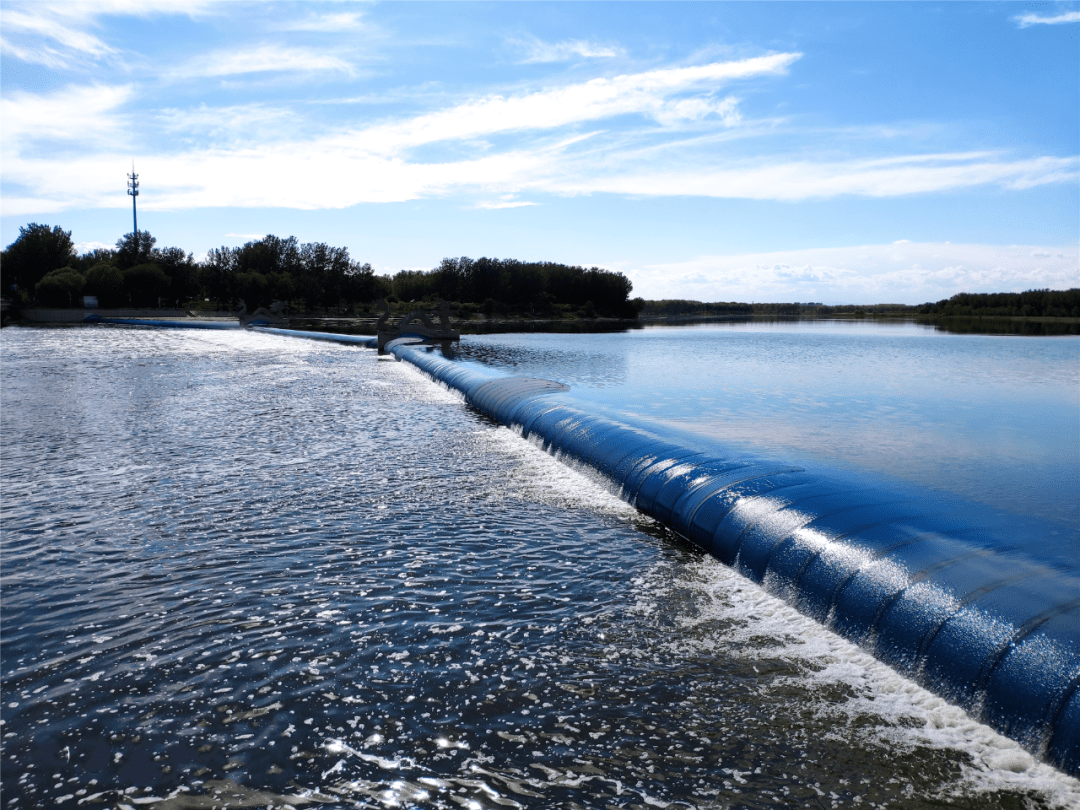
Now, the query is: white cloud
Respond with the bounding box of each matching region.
[1014,11,1080,27]
[74,240,114,254]
[4,123,1076,218]
[352,54,799,153]
[621,243,1080,304]
[273,12,366,32]
[652,96,741,127]
[0,84,134,151]
[32,0,220,17]
[0,141,549,215]
[153,103,301,144]
[2,58,1075,218]
[0,1,220,68]
[516,37,625,63]
[542,153,1079,200]
[172,44,356,79]
[0,8,116,68]
[475,199,539,210]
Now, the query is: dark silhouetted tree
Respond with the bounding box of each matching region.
[2,223,77,300]
[115,231,157,270]
[234,272,270,309]
[85,263,126,308]
[123,263,170,307]
[75,248,116,272]
[157,246,199,305]
[198,247,237,307]
[34,267,85,307]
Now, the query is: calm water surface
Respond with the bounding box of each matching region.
[2,324,1078,809]
[456,320,1080,541]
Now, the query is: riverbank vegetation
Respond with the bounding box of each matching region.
[1,224,642,320]
[641,293,1079,322]
[2,222,1076,330]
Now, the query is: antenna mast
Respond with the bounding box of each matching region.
[127,162,139,234]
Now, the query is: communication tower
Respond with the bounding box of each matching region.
[127,163,139,234]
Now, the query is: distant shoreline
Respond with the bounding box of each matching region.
[6,308,1078,337]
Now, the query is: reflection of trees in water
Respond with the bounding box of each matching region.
[929,317,1079,336]
[457,342,627,388]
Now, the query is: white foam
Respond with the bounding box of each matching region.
[634,555,1080,806]
[386,360,468,405]
[478,427,641,519]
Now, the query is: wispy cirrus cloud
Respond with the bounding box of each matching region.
[351,54,798,153]
[172,44,357,79]
[0,84,134,151]
[515,36,625,63]
[0,7,116,68]
[5,136,1075,219]
[2,55,1075,219]
[272,11,367,33]
[28,0,220,18]
[153,102,303,145]
[475,198,539,210]
[0,1,221,68]
[545,153,1080,201]
[1014,10,1080,27]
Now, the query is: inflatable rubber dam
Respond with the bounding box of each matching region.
[158,326,1080,774]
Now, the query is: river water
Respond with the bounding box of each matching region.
[1,322,1078,809]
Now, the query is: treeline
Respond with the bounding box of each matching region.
[642,299,754,316]
[0,224,200,309]
[643,293,1080,319]
[8,222,1072,321]
[391,257,642,318]
[0,224,381,311]
[1,223,640,317]
[200,235,382,311]
[917,289,1080,318]
[642,300,847,316]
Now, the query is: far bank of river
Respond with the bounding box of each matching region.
[288,312,1080,337]
[6,306,1079,336]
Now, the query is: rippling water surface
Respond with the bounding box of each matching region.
[2,325,1078,809]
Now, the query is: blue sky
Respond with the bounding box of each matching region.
[1,1,1077,304]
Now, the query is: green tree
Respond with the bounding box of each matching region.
[198,247,237,306]
[268,271,296,306]
[157,246,199,305]
[300,241,352,309]
[294,273,323,310]
[115,231,158,270]
[34,267,85,307]
[342,262,382,308]
[85,262,126,308]
[123,263,170,308]
[2,223,77,300]
[234,271,269,309]
[75,248,116,272]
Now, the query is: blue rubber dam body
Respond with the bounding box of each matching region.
[385,343,1080,776]
[127,325,1080,774]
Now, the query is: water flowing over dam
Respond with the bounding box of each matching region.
[258,325,1079,776]
[3,322,1078,809]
